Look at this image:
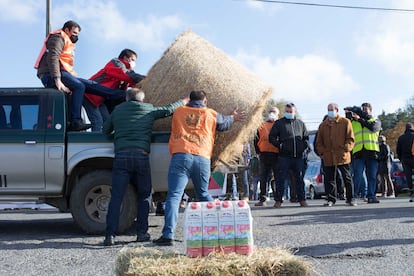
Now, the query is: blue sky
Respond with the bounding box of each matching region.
[1,0,413,129]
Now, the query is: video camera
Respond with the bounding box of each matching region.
[343,106,368,120]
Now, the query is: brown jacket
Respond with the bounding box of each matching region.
[316,115,354,166]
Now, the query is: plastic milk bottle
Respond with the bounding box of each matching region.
[234,200,254,255]
[183,202,203,257]
[202,201,220,256]
[218,200,235,253]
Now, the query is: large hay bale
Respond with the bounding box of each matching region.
[140,30,272,166]
[115,247,312,276]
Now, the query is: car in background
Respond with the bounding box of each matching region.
[389,159,409,196]
[304,160,325,199]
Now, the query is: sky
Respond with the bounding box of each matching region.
[1,0,414,130]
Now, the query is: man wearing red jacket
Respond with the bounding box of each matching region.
[84,49,145,131]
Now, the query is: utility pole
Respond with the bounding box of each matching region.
[46,0,52,36]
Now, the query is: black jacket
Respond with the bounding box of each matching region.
[396,129,414,160]
[269,117,309,158]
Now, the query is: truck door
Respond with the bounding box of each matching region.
[0,93,46,191]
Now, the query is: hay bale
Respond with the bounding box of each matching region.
[115,247,312,276]
[140,30,272,166]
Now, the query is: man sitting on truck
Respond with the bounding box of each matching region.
[35,20,127,131]
[83,48,146,131]
[102,88,189,246]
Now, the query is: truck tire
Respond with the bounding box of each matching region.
[69,170,137,234]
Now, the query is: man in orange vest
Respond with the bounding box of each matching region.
[254,106,280,206]
[153,90,246,246]
[35,20,126,131]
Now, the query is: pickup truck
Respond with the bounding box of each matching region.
[0,87,182,234]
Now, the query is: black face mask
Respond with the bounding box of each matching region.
[70,35,78,43]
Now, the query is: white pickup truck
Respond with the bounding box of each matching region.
[0,87,186,234]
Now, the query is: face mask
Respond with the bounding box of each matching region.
[284,112,294,119]
[268,112,277,121]
[129,60,136,69]
[327,111,337,118]
[70,35,78,43]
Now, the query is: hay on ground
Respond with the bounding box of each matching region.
[115,247,312,276]
[140,30,272,166]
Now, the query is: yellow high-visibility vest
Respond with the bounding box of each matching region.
[352,118,379,154]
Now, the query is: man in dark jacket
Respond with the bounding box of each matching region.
[269,103,310,208]
[396,123,414,202]
[102,88,188,246]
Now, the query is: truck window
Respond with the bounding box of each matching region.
[0,96,40,130]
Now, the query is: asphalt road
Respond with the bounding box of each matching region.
[0,197,413,276]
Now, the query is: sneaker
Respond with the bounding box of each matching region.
[410,197,414,203]
[103,235,115,246]
[346,201,357,206]
[254,201,266,207]
[387,194,395,198]
[363,197,368,202]
[299,201,308,207]
[323,201,334,207]
[136,233,151,242]
[153,236,174,246]
[367,198,380,204]
[241,197,250,201]
[273,201,281,208]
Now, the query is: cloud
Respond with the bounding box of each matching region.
[355,0,414,77]
[0,0,42,22]
[245,0,282,14]
[53,0,183,50]
[234,50,359,103]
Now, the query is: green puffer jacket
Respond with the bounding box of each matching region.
[103,99,184,153]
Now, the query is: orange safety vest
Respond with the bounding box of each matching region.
[169,106,217,159]
[257,121,279,153]
[34,30,77,75]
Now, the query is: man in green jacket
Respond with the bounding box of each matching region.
[102,88,188,246]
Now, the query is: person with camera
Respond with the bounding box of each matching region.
[345,103,381,204]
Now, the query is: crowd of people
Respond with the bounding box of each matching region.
[35,20,414,247]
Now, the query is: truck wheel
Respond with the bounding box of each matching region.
[70,170,137,234]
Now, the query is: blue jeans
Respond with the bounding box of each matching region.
[241,169,250,198]
[275,156,306,202]
[41,71,85,123]
[41,72,125,123]
[352,158,378,200]
[162,153,213,239]
[83,98,110,131]
[251,175,260,200]
[106,149,152,236]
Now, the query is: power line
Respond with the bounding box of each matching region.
[245,0,414,12]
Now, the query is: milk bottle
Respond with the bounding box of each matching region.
[201,201,220,256]
[218,200,235,253]
[234,200,254,255]
[183,202,203,257]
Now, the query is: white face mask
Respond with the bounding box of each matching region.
[129,60,136,69]
[268,112,277,121]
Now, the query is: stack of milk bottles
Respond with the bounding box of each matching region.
[183,200,254,258]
